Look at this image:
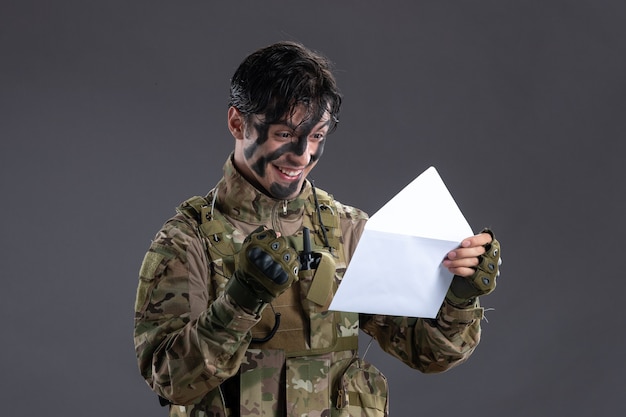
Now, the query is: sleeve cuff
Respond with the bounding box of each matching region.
[203,294,262,334]
[440,298,484,322]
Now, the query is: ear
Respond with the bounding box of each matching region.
[228,106,245,140]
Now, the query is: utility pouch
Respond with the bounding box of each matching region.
[286,354,333,416]
[299,250,336,310]
[295,251,358,354]
[334,358,389,417]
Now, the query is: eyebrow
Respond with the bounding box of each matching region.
[275,118,331,132]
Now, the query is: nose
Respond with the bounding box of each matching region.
[289,137,313,166]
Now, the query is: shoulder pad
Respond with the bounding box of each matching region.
[176,195,209,221]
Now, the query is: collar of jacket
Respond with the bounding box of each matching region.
[213,155,313,227]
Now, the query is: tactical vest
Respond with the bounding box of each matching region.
[175,187,388,417]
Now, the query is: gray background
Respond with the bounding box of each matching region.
[2,0,625,415]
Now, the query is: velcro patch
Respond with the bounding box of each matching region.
[139,251,165,280]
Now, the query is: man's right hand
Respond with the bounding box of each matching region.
[225,227,299,314]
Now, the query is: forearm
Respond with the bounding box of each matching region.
[135,295,259,404]
[360,299,483,373]
[134,217,260,404]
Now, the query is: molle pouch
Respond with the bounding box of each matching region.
[334,358,389,417]
[286,354,333,417]
[295,250,359,354]
[298,251,339,351]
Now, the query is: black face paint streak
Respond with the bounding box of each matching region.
[269,181,300,200]
[261,138,326,199]
[310,139,325,163]
[248,118,318,178]
[292,134,307,156]
[252,121,270,146]
[284,115,328,157]
[251,142,300,179]
[243,115,330,199]
[244,122,270,177]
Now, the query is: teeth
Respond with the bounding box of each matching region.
[278,167,301,177]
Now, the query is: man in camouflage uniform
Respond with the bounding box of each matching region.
[134,41,502,417]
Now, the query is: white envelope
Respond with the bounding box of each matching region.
[328,166,474,318]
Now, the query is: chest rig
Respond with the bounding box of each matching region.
[176,186,359,355]
[176,185,362,416]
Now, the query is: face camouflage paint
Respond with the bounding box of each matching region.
[234,106,331,200]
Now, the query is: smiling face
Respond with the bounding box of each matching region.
[230,105,330,200]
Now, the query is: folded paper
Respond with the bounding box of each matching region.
[328,167,473,318]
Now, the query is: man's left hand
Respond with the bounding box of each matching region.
[443,230,501,306]
[443,232,493,277]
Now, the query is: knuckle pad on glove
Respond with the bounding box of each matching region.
[448,233,501,304]
[472,238,501,294]
[237,229,299,298]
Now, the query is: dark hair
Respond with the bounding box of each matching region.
[229,41,342,132]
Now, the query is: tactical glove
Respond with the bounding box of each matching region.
[446,229,501,307]
[225,227,299,314]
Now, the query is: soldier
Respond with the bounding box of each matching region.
[134,41,501,417]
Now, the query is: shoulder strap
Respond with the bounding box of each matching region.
[176,192,237,257]
[305,186,344,264]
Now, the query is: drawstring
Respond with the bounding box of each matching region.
[210,187,220,242]
[210,187,219,219]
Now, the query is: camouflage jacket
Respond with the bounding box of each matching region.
[134,156,484,417]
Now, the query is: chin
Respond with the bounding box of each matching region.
[268,180,304,200]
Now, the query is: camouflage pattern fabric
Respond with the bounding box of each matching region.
[335,358,388,417]
[134,155,485,416]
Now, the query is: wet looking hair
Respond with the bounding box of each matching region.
[229,41,342,133]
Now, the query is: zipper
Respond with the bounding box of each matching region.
[271,200,288,233]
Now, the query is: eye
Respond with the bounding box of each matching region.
[275,131,293,140]
[310,132,326,142]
